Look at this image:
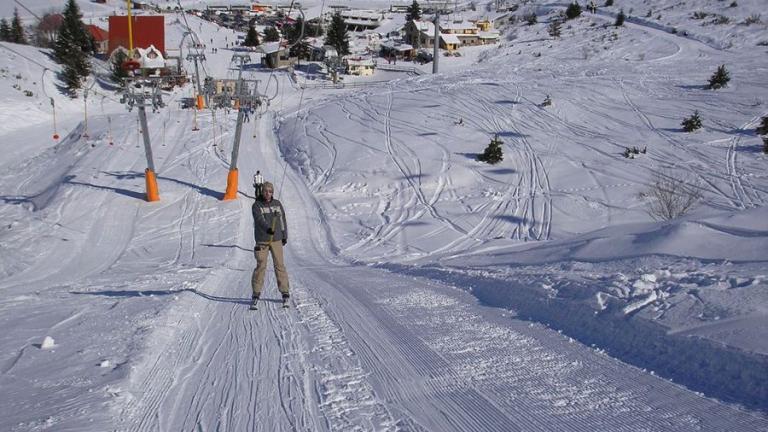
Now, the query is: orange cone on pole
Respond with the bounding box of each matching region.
[145,168,160,202]
[222,168,238,200]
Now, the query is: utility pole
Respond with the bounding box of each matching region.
[186,52,207,108]
[120,76,171,202]
[222,53,260,201]
[432,12,440,74]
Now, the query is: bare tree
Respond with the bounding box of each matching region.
[642,169,702,221]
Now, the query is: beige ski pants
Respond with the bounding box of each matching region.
[251,241,290,297]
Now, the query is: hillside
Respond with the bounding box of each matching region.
[0,0,766,430]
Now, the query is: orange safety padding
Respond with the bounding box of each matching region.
[145,168,160,202]
[222,168,239,200]
[196,94,205,110]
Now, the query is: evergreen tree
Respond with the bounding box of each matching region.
[681,110,703,132]
[406,0,422,22]
[11,8,27,44]
[284,16,304,45]
[61,61,82,95]
[708,64,730,89]
[615,9,626,26]
[263,26,280,42]
[756,116,768,136]
[565,2,582,20]
[0,19,11,42]
[243,26,260,47]
[54,0,92,94]
[111,50,128,84]
[324,12,350,56]
[477,135,504,164]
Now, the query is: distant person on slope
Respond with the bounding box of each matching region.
[250,181,290,309]
[253,170,264,197]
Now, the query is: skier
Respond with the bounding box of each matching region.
[250,181,290,309]
[253,170,264,197]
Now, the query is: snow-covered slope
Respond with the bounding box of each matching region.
[0,0,767,429]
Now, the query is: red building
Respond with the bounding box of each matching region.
[86,25,109,55]
[108,15,165,56]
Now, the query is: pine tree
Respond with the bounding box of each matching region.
[11,8,27,44]
[615,9,626,26]
[324,12,350,56]
[61,61,82,95]
[478,135,504,164]
[681,110,703,132]
[54,0,92,94]
[566,2,583,20]
[111,50,128,84]
[708,64,730,89]
[243,26,260,47]
[406,0,422,22]
[0,19,11,41]
[263,26,280,42]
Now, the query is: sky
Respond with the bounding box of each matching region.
[0,0,767,430]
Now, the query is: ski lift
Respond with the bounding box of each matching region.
[122,58,142,72]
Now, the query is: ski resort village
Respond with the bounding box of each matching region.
[1,0,768,430]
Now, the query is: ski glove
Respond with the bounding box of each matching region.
[282,239,287,246]
[266,228,275,235]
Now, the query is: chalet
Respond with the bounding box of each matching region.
[440,19,479,46]
[404,20,436,49]
[379,40,414,60]
[86,25,109,56]
[256,41,295,68]
[344,56,376,76]
[340,10,385,31]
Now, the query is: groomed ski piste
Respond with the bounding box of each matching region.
[0,0,767,430]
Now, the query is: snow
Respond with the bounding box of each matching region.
[1,0,768,430]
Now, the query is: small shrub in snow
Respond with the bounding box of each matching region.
[565,2,582,20]
[743,14,761,25]
[692,11,709,20]
[643,169,702,221]
[729,1,737,7]
[757,41,768,46]
[478,134,504,164]
[615,9,626,26]
[605,0,614,6]
[711,15,730,25]
[763,137,768,154]
[681,111,703,132]
[525,13,538,25]
[756,116,768,136]
[708,64,730,89]
[548,20,562,38]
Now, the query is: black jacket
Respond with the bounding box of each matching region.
[252,198,288,244]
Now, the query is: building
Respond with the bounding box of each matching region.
[344,56,375,75]
[256,41,295,68]
[108,15,165,56]
[404,20,436,48]
[86,25,109,56]
[340,10,385,31]
[379,40,414,60]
